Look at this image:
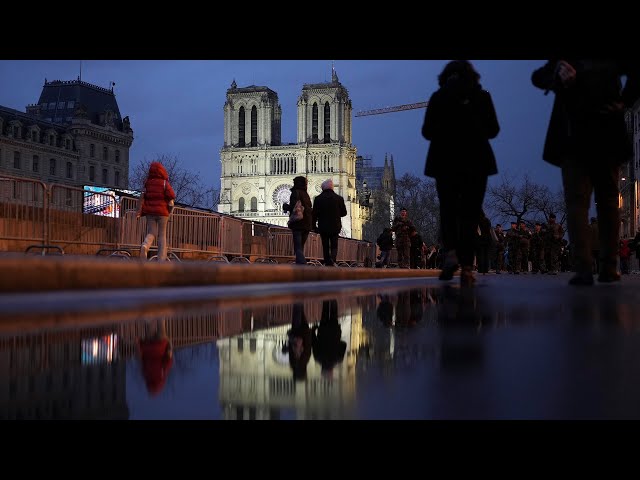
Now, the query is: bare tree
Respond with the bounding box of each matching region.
[129,154,219,210]
[362,188,392,242]
[395,173,440,244]
[485,173,566,227]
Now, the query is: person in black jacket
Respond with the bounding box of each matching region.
[312,178,347,266]
[376,227,394,268]
[532,60,640,285]
[422,60,500,287]
[283,175,313,265]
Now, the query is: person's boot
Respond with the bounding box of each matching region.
[439,250,459,280]
[568,271,594,286]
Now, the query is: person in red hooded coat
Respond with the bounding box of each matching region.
[136,161,176,261]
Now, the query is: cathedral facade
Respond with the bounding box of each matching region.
[218,70,363,238]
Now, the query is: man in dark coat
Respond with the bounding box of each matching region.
[532,60,640,285]
[312,178,347,266]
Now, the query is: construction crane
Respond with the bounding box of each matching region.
[354,101,428,117]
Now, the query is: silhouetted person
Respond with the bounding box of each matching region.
[422,60,500,287]
[138,318,173,396]
[476,209,493,274]
[532,60,640,285]
[312,178,347,266]
[136,161,176,261]
[312,299,347,378]
[376,227,394,268]
[283,175,313,264]
[282,303,312,381]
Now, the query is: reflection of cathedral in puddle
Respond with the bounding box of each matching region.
[217,302,369,420]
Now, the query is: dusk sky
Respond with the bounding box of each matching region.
[0,60,561,192]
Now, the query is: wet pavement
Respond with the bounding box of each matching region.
[2,272,640,419]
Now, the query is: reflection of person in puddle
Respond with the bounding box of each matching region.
[438,287,486,372]
[377,294,394,327]
[282,303,312,381]
[395,290,424,328]
[138,318,173,396]
[312,299,347,378]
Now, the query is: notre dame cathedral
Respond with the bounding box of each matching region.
[218,69,385,240]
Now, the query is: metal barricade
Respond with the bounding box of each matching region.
[0,174,47,244]
[48,184,119,251]
[220,216,243,256]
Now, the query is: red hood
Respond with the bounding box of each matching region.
[148,161,169,180]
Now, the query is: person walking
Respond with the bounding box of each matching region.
[136,161,176,262]
[312,178,347,267]
[391,207,416,269]
[283,175,313,265]
[532,59,640,285]
[376,227,394,268]
[422,60,500,286]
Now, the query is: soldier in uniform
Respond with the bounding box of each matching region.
[494,223,506,273]
[544,213,564,274]
[506,220,521,273]
[530,223,545,273]
[391,207,416,269]
[519,220,532,273]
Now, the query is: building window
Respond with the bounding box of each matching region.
[237,159,243,175]
[66,162,73,179]
[312,103,318,144]
[90,144,95,157]
[115,171,120,186]
[238,197,245,212]
[89,165,95,182]
[58,102,65,109]
[250,158,256,173]
[13,151,21,169]
[115,150,120,163]
[48,102,56,110]
[103,146,108,160]
[31,130,38,142]
[251,106,257,147]
[102,168,108,184]
[49,159,56,176]
[13,126,19,138]
[32,155,39,172]
[238,107,245,147]
[251,197,257,211]
[324,102,331,143]
[65,138,71,149]
[67,101,75,109]
[49,135,54,146]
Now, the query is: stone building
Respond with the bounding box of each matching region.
[0,78,133,189]
[218,69,364,238]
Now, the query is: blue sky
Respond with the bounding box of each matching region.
[0,60,561,192]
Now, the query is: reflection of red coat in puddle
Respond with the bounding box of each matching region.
[139,337,173,395]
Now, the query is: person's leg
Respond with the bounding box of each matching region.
[157,215,169,261]
[292,230,306,264]
[140,216,159,262]
[320,232,332,265]
[593,163,620,281]
[562,161,594,284]
[329,233,339,265]
[457,176,487,269]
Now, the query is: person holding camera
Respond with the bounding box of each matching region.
[532,60,640,285]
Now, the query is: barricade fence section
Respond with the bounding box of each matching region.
[0,175,384,265]
[0,175,47,247]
